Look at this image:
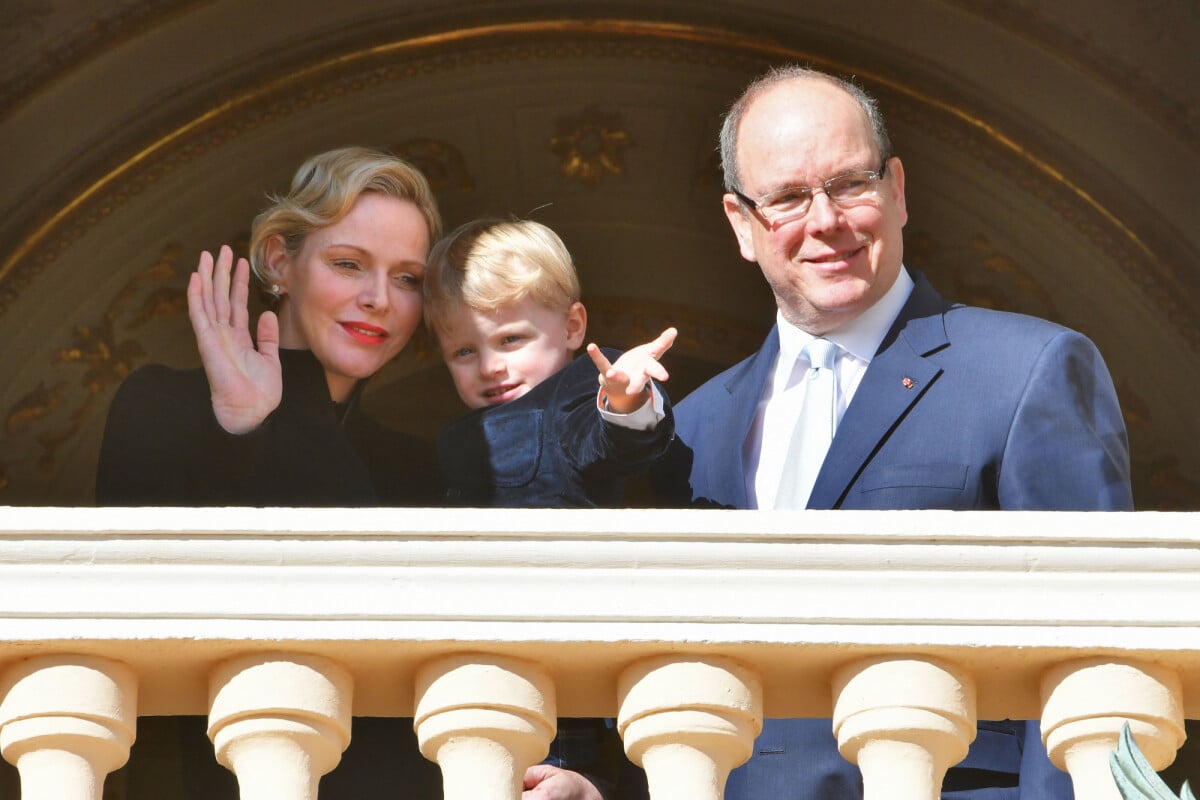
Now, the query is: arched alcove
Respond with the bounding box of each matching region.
[0,3,1196,508]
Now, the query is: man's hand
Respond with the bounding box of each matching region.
[522,764,605,800]
[187,245,282,434]
[588,327,677,414]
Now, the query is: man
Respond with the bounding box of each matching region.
[654,66,1133,798]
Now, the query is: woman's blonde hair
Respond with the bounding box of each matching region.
[249,146,441,284]
[424,218,581,339]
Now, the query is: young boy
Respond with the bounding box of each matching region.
[424,217,674,797]
[424,217,676,508]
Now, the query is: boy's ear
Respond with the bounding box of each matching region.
[565,301,587,350]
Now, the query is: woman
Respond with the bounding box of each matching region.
[95,146,442,505]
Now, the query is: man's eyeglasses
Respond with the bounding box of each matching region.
[731,159,890,227]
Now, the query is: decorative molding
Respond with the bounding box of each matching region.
[391,137,475,192]
[905,229,1058,321]
[1115,378,1151,431]
[0,243,184,491]
[888,93,1198,352]
[0,0,209,121]
[947,0,1199,152]
[5,4,1194,149]
[584,295,766,367]
[1,19,1184,347]
[1138,456,1200,513]
[549,105,633,185]
[1,19,1194,509]
[965,234,1058,317]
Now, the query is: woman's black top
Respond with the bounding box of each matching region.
[95,348,437,506]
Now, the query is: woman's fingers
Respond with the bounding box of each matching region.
[189,251,216,329]
[230,256,252,334]
[212,245,234,324]
[191,246,255,333]
[256,310,280,363]
[186,270,208,334]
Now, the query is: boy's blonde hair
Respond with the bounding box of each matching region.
[424,218,581,339]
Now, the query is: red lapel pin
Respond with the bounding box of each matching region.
[902,377,914,389]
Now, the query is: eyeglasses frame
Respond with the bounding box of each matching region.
[730,157,891,228]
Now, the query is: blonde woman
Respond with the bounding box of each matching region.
[97,146,441,505]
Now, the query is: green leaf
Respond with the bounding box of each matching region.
[1109,721,1186,800]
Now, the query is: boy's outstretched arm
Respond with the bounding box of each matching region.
[587,327,677,414]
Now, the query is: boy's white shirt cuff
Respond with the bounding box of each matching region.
[597,384,665,431]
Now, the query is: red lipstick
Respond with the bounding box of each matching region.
[340,321,388,345]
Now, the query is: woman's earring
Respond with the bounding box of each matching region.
[269,283,282,297]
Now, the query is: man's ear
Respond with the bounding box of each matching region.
[723,194,759,263]
[887,156,908,228]
[564,301,587,350]
[263,235,290,291]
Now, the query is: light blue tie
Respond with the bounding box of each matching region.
[774,338,839,509]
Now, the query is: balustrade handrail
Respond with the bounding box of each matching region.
[2,507,1199,800]
[1,507,1198,720]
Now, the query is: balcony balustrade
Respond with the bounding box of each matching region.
[1,507,1196,799]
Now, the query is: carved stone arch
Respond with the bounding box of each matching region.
[0,5,1195,511]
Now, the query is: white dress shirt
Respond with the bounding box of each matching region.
[745,267,915,509]
[599,383,667,430]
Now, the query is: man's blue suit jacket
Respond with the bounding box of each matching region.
[652,272,1133,799]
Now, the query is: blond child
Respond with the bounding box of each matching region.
[425,217,676,507]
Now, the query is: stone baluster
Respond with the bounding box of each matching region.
[0,655,137,800]
[208,653,353,800]
[832,656,976,800]
[414,653,557,800]
[1041,657,1185,800]
[617,656,762,800]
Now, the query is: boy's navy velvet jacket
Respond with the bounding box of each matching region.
[437,349,673,507]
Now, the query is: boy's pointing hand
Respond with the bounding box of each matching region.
[588,326,677,414]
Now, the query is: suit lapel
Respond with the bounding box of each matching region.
[808,274,952,509]
[709,327,780,509]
